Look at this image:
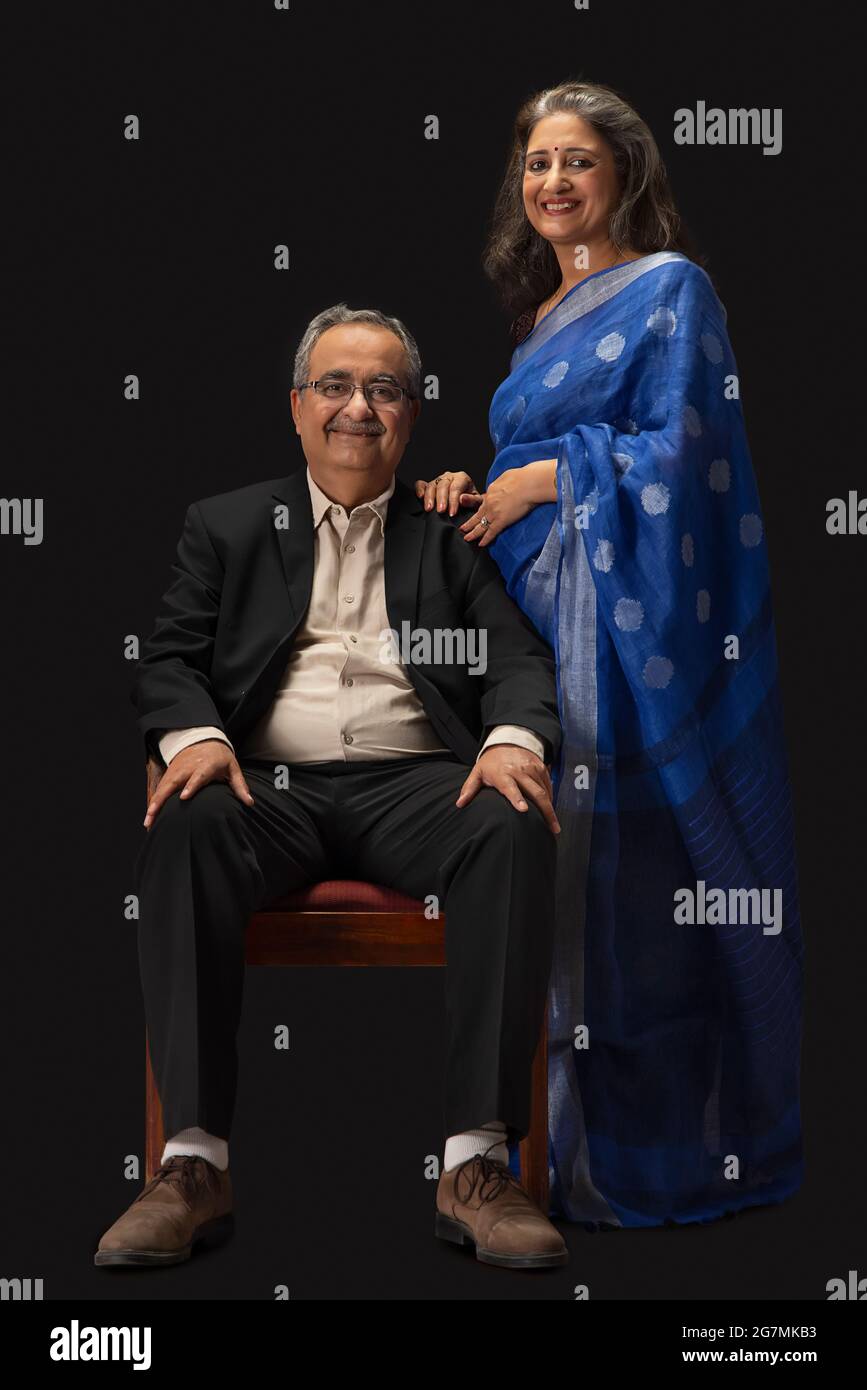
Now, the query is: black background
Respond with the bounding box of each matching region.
[2,1,863,1301]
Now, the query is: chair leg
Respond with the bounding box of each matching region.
[145,1033,165,1183]
[519,1005,550,1213]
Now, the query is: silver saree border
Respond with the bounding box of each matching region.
[511,251,689,372]
[524,460,619,1225]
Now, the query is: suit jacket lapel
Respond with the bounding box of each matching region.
[271,467,314,626]
[383,476,426,636]
[384,478,471,755]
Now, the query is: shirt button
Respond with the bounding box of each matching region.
[331,505,342,515]
[345,544,356,553]
[349,635,358,643]
[344,594,354,603]
[345,677,354,686]
[343,732,353,744]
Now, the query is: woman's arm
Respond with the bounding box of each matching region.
[517,459,558,504]
[413,460,558,542]
[459,458,558,546]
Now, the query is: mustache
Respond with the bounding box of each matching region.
[327,417,386,435]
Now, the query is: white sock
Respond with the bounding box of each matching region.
[161,1125,229,1172]
[443,1120,508,1172]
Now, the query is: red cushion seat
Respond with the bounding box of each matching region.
[265,878,424,913]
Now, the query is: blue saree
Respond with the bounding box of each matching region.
[490,252,804,1227]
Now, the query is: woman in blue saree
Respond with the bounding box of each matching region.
[416,80,804,1228]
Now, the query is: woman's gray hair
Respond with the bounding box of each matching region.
[293,303,422,399]
[482,77,710,320]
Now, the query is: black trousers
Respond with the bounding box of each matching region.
[134,752,557,1149]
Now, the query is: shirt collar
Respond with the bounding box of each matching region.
[306,465,395,536]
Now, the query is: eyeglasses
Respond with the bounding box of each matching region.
[299,378,413,410]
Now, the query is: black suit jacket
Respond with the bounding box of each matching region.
[132,467,562,769]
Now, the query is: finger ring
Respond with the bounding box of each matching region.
[479,516,490,528]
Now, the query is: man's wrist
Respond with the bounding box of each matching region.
[477,725,546,764]
[158,726,234,766]
[479,742,542,762]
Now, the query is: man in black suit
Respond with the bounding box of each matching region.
[95,304,567,1272]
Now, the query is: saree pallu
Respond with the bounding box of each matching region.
[489,252,804,1226]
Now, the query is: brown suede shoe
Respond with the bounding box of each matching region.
[94,1155,233,1267]
[435,1142,568,1269]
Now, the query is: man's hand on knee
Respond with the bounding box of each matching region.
[455,746,560,835]
[143,740,255,829]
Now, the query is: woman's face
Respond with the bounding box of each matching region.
[522,113,622,254]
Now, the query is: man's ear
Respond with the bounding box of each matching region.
[289,387,303,435]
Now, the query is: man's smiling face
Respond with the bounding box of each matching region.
[291,323,420,489]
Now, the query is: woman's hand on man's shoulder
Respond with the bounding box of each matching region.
[415,471,482,517]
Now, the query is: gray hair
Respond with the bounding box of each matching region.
[293,303,422,399]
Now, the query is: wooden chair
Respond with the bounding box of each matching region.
[144,876,550,1210]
